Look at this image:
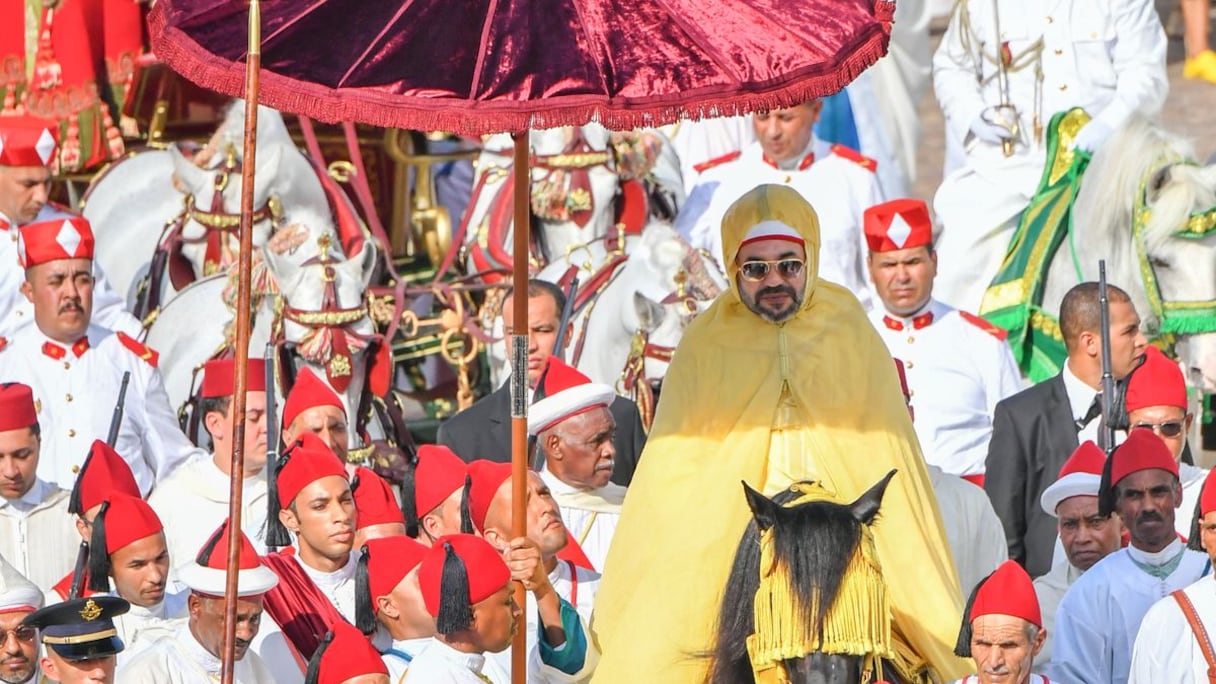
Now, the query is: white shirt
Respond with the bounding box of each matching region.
[933,0,1167,164]
[111,590,190,668]
[1032,559,1085,673]
[147,456,268,582]
[1050,541,1208,684]
[928,465,1007,597]
[403,638,499,684]
[681,137,883,310]
[0,324,206,495]
[870,299,1024,476]
[951,675,1051,684]
[119,622,277,683]
[295,551,358,623]
[539,467,622,575]
[0,479,78,590]
[0,206,141,339]
[1130,573,1216,684]
[383,636,434,684]
[1060,360,1125,449]
[548,558,601,625]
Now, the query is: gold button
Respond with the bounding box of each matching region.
[63,362,70,370]
[783,175,791,183]
[1059,84,1068,91]
[906,361,914,369]
[71,465,80,474]
[68,429,76,437]
[907,336,915,344]
[1046,15,1054,23]
[66,393,73,402]
[1055,48,1063,56]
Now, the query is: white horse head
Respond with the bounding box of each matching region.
[1050,117,1216,390]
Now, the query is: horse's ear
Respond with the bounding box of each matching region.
[1146,164,1174,204]
[633,292,665,333]
[742,481,778,532]
[168,144,207,191]
[849,469,898,525]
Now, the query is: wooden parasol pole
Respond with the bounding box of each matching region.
[221,1,261,683]
[509,131,529,683]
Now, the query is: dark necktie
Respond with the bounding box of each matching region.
[1076,394,1102,432]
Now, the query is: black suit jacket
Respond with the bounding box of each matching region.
[435,384,646,487]
[984,374,1079,578]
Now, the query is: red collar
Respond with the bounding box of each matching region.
[882,311,934,331]
[42,338,90,360]
[762,150,815,171]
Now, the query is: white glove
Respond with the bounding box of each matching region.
[969,116,1015,145]
[1072,120,1113,154]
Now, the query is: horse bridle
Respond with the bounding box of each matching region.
[1130,159,1216,340]
[178,147,284,275]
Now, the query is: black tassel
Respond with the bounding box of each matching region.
[1188,487,1206,552]
[265,453,293,548]
[87,501,112,593]
[435,542,473,634]
[402,451,420,538]
[197,520,227,565]
[459,474,474,534]
[303,630,334,684]
[355,545,376,634]
[953,568,993,658]
[1098,449,1117,518]
[67,447,98,516]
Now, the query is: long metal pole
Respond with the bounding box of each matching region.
[221,2,261,683]
[509,131,529,684]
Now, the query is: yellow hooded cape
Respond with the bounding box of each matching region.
[588,185,971,682]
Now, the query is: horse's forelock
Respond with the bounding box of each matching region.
[1143,162,1216,251]
[774,501,865,637]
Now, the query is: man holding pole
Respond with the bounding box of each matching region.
[0,213,205,495]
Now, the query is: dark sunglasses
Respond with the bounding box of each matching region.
[0,625,37,643]
[739,259,805,282]
[1133,421,1185,438]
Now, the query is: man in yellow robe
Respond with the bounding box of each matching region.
[589,184,971,682]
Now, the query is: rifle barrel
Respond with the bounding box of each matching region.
[1098,261,1117,454]
[106,372,131,447]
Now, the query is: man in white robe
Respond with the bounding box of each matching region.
[951,560,1048,684]
[0,382,77,590]
[530,356,624,575]
[1050,429,1209,684]
[120,520,280,683]
[149,357,271,580]
[355,535,430,682]
[1032,440,1124,673]
[1129,468,1216,683]
[1123,346,1206,537]
[0,555,44,684]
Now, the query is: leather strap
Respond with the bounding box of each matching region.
[1172,589,1216,683]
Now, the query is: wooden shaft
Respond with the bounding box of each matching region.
[509,130,529,684]
[222,2,261,683]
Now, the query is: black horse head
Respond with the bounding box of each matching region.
[706,470,898,684]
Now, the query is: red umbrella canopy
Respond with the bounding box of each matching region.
[150,0,895,135]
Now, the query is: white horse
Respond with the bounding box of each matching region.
[146,230,379,448]
[1041,117,1216,391]
[531,223,726,421]
[84,101,334,312]
[459,125,681,276]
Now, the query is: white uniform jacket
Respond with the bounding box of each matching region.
[869,299,1024,476]
[0,324,205,495]
[1130,573,1216,684]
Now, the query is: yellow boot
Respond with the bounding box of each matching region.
[1184,49,1216,83]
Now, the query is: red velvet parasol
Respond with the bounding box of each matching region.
[149,0,895,135]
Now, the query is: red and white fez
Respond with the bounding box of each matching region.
[863,198,933,253]
[69,441,141,516]
[1040,441,1107,515]
[0,116,58,167]
[1109,428,1179,486]
[282,367,345,429]
[527,357,615,436]
[738,219,806,250]
[352,466,405,530]
[1125,346,1188,412]
[307,622,389,684]
[17,212,94,267]
[467,460,514,532]
[178,520,279,597]
[0,555,42,615]
[274,433,349,509]
[95,493,163,554]
[969,560,1041,628]
[418,534,511,619]
[411,445,468,519]
[0,383,37,431]
[200,358,268,399]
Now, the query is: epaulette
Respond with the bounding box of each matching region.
[0,337,6,353]
[692,150,742,174]
[116,332,159,367]
[959,311,1008,341]
[830,144,878,173]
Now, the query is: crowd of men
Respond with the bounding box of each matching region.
[1,0,1215,682]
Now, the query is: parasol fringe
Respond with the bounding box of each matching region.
[148,3,894,136]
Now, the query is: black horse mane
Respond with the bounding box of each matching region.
[705,485,870,684]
